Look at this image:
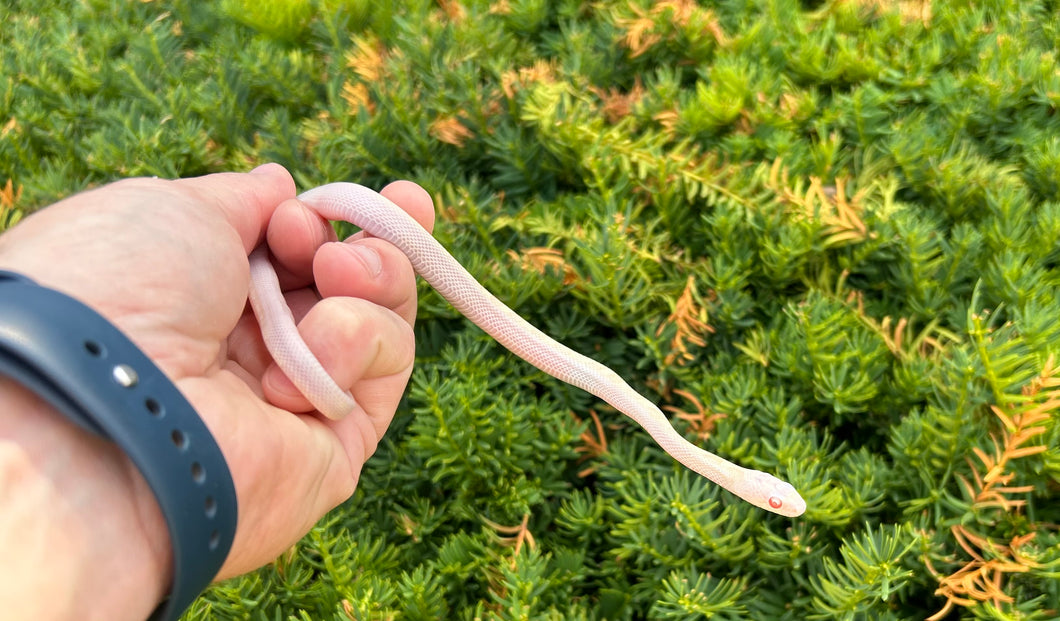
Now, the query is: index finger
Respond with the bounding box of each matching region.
[377,180,436,235]
[264,180,435,289]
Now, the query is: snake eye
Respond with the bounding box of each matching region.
[768,496,782,509]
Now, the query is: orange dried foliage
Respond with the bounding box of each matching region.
[437,0,466,22]
[430,115,475,147]
[852,309,953,361]
[573,409,608,478]
[768,159,873,249]
[927,529,1040,621]
[617,0,729,58]
[345,36,386,82]
[506,247,579,286]
[482,513,536,564]
[480,512,536,608]
[593,79,646,124]
[340,82,373,114]
[0,179,24,232]
[499,59,557,100]
[2,117,18,138]
[927,356,1057,619]
[341,38,386,116]
[652,108,681,136]
[663,389,726,442]
[0,179,21,209]
[656,275,714,367]
[843,0,933,25]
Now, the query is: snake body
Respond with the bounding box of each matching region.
[248,183,806,517]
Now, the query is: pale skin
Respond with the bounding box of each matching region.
[0,164,435,620]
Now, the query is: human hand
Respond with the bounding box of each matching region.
[0,164,434,620]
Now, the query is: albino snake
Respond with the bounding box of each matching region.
[247,183,806,517]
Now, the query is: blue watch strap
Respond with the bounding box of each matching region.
[0,270,237,620]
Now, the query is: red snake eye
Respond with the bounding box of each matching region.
[768,496,782,509]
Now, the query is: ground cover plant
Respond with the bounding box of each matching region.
[3,0,1060,618]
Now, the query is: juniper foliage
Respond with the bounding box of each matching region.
[3,0,1060,619]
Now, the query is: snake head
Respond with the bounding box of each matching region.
[740,470,806,517]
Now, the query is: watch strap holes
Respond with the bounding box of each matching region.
[145,397,163,417]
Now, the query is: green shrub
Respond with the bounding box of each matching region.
[222,0,315,42]
[3,0,1059,619]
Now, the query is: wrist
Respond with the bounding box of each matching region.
[0,379,170,621]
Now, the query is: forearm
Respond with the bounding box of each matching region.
[0,379,169,621]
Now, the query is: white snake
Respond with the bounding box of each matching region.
[247,183,806,517]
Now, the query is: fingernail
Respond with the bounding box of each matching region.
[345,243,383,278]
[250,163,277,175]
